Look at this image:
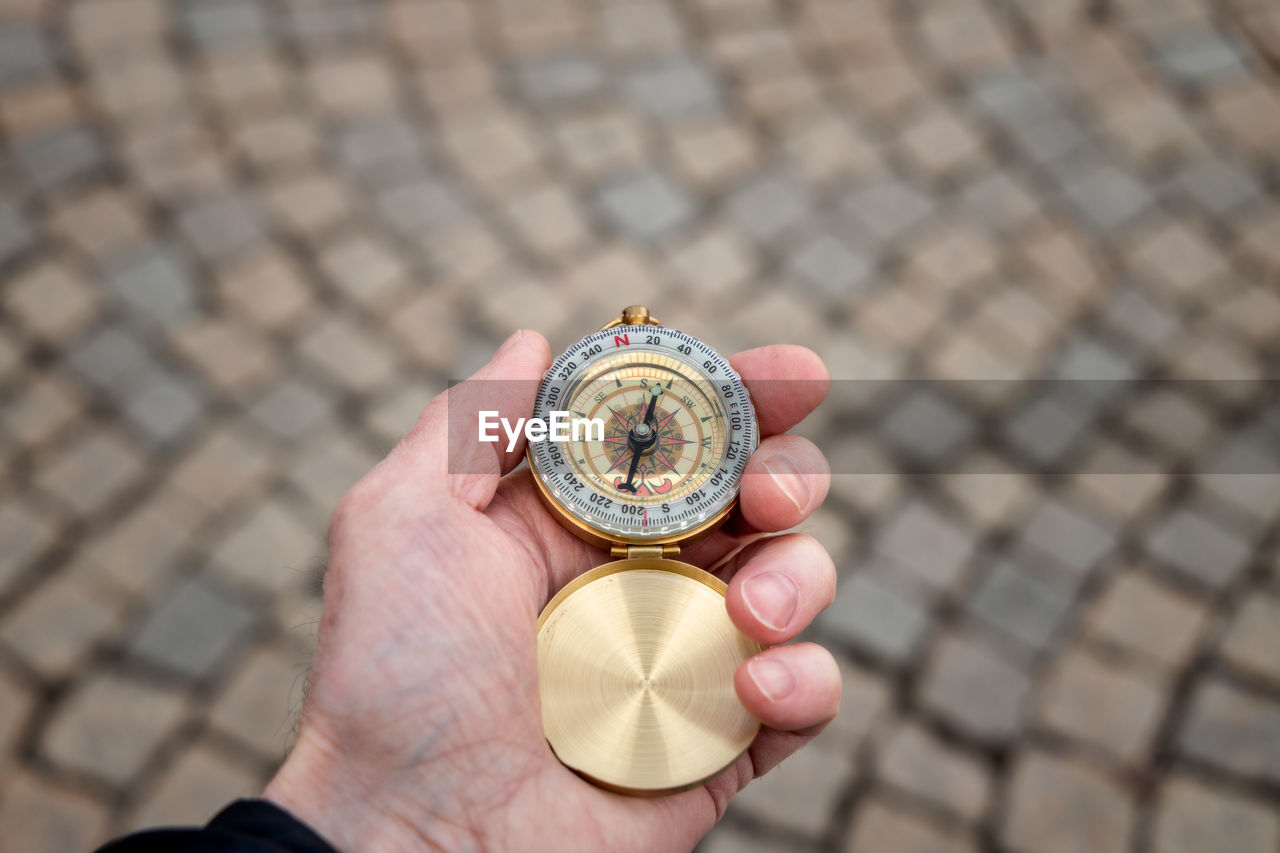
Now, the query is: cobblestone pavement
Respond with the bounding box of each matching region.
[3,0,1280,850]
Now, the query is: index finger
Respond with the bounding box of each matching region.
[729,345,830,436]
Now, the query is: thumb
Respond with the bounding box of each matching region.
[392,329,551,511]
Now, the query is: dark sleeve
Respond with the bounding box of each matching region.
[95,799,340,853]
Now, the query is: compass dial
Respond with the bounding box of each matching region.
[529,325,757,543]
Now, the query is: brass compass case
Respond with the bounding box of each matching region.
[527,305,763,795]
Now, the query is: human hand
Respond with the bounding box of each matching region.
[263,330,840,852]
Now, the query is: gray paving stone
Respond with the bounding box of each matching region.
[1008,116,1090,166]
[875,499,978,590]
[881,389,976,465]
[597,169,694,240]
[1004,388,1100,467]
[725,173,812,243]
[787,233,871,297]
[1178,677,1280,784]
[122,367,204,445]
[624,57,722,122]
[376,178,467,237]
[129,576,256,679]
[16,127,105,190]
[920,632,1030,743]
[821,568,930,663]
[181,0,272,47]
[968,72,1061,127]
[288,1,371,43]
[0,200,33,264]
[66,326,163,396]
[727,739,851,838]
[1171,158,1260,215]
[0,24,55,88]
[517,54,606,106]
[1018,498,1116,582]
[1146,505,1252,589]
[843,177,935,242]
[335,118,425,180]
[1200,437,1280,522]
[1053,335,1140,405]
[960,172,1041,233]
[1155,31,1250,84]
[969,558,1073,650]
[106,245,198,325]
[177,194,265,260]
[1101,286,1179,351]
[1058,161,1152,230]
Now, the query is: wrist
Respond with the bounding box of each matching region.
[263,728,433,852]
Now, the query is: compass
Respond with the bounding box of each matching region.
[528,305,762,795]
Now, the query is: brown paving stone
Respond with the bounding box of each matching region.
[0,571,123,680]
[168,422,276,514]
[126,742,264,831]
[1151,774,1280,853]
[845,795,977,853]
[209,497,322,595]
[209,643,306,759]
[2,370,86,449]
[33,428,146,518]
[1035,648,1166,766]
[1084,569,1209,669]
[874,722,991,823]
[899,105,986,178]
[1219,592,1280,685]
[46,187,148,262]
[217,248,315,332]
[172,318,278,395]
[295,315,400,392]
[1000,750,1134,853]
[41,672,188,787]
[3,259,100,343]
[0,771,111,853]
[500,181,591,259]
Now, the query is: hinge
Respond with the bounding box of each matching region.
[611,544,680,558]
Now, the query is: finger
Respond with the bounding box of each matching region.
[728,345,829,436]
[736,642,841,742]
[739,434,830,533]
[393,330,552,511]
[724,534,835,644]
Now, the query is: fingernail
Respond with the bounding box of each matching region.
[762,452,810,513]
[748,658,796,702]
[743,571,798,631]
[495,329,525,358]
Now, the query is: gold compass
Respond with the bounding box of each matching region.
[528,305,762,795]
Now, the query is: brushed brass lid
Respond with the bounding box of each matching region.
[537,559,763,795]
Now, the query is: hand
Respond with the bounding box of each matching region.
[263,331,840,852]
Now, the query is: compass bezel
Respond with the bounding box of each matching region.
[527,326,757,545]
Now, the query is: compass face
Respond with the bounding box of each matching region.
[529,325,757,542]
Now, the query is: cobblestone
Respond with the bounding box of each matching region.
[1178,678,1280,784]
[1151,775,1280,853]
[1001,750,1134,853]
[129,575,257,679]
[918,633,1031,743]
[41,672,187,786]
[5,2,1280,848]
